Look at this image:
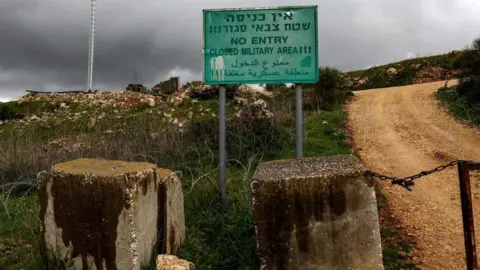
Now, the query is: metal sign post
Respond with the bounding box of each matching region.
[295,83,303,159]
[203,5,319,202]
[219,85,227,203]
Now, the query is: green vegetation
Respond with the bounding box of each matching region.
[311,66,354,111]
[381,230,419,270]
[375,184,419,270]
[347,51,464,90]
[1,66,417,269]
[436,37,480,126]
[0,196,42,269]
[436,85,480,125]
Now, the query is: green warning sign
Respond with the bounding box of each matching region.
[203,6,318,85]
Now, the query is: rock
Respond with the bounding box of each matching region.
[172,97,183,107]
[235,97,249,106]
[252,99,268,109]
[19,90,163,110]
[386,67,398,76]
[156,255,195,270]
[356,77,368,85]
[413,67,459,84]
[87,115,97,129]
[29,115,39,121]
[0,120,3,125]
[146,97,155,107]
[236,98,274,123]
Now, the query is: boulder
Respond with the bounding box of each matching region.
[146,97,156,107]
[156,255,195,270]
[386,67,398,76]
[235,99,274,123]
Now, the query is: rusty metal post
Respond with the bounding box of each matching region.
[458,160,478,270]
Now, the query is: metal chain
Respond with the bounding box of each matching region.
[365,160,459,191]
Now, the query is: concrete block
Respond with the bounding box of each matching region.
[156,169,186,255]
[250,155,383,270]
[39,158,186,270]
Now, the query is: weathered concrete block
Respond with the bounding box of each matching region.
[156,169,186,255]
[156,255,195,270]
[250,155,383,270]
[39,158,185,270]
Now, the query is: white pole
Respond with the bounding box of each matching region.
[87,0,96,91]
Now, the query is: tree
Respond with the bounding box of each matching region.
[312,67,351,111]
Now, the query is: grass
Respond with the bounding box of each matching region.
[436,85,480,126]
[0,86,418,269]
[374,184,419,270]
[0,195,41,269]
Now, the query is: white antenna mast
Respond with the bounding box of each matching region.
[87,0,96,91]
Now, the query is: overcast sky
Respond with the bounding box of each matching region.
[1,0,480,101]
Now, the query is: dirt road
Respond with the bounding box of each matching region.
[347,80,480,269]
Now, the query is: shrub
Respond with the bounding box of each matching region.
[454,37,480,76]
[188,108,290,165]
[311,67,353,111]
[456,77,480,104]
[446,36,480,121]
[436,85,480,125]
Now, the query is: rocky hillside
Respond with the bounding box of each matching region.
[345,50,466,90]
[0,82,274,152]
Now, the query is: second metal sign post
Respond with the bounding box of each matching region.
[203,5,319,202]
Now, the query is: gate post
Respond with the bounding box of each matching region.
[458,160,478,270]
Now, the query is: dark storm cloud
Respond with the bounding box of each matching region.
[1,0,480,100]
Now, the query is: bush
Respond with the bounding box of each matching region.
[454,37,480,76]
[188,110,290,165]
[436,85,480,125]
[436,36,480,126]
[456,77,480,104]
[311,67,353,111]
[453,37,480,102]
